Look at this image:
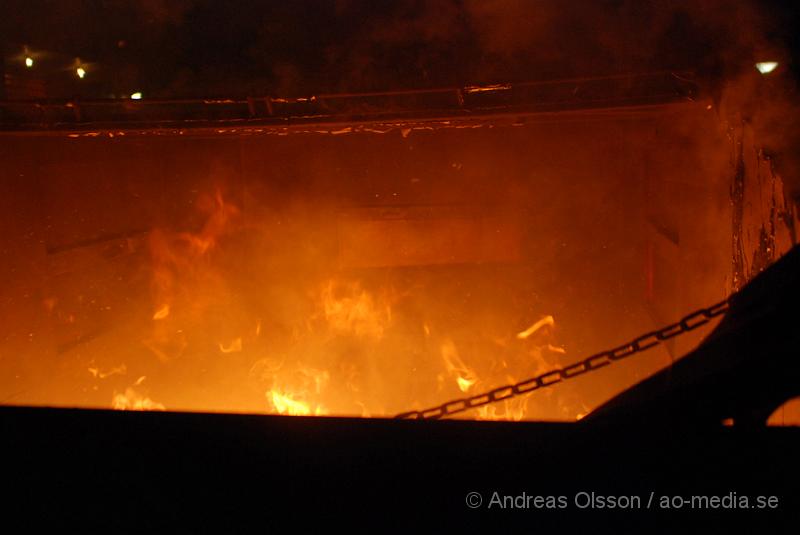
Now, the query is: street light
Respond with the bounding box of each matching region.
[755,62,779,74]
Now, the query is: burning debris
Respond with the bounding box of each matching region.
[0,1,799,426]
[3,91,797,422]
[111,376,165,411]
[516,315,555,340]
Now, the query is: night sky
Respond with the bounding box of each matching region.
[1,0,798,98]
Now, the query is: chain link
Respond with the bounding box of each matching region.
[395,298,730,420]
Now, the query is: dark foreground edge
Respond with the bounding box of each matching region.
[1,407,799,531]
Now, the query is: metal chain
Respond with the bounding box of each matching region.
[396,298,730,420]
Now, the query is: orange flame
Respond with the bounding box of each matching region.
[112,378,165,411]
[269,390,312,415]
[152,304,170,320]
[81,182,579,420]
[319,280,391,338]
[441,339,478,393]
[516,315,555,340]
[219,337,242,353]
[88,364,127,379]
[268,389,327,416]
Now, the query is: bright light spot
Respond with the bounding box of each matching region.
[152,304,170,320]
[130,92,142,100]
[218,337,242,354]
[24,57,34,68]
[755,61,779,74]
[76,67,86,79]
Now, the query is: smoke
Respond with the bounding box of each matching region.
[3,0,799,240]
[309,0,786,89]
[3,0,795,93]
[2,0,789,220]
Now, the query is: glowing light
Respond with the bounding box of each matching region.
[441,339,478,393]
[112,377,164,411]
[88,364,127,379]
[320,280,391,339]
[755,62,779,74]
[516,315,555,340]
[270,390,311,416]
[25,57,34,68]
[130,91,142,100]
[112,388,165,411]
[456,376,477,392]
[152,304,170,320]
[218,337,242,353]
[76,67,86,79]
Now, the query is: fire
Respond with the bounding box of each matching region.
[142,187,240,363]
[319,280,391,339]
[475,396,529,422]
[112,378,165,411]
[88,364,127,379]
[441,340,478,393]
[269,390,315,416]
[112,389,165,411]
[152,304,170,320]
[219,337,242,353]
[516,315,555,340]
[44,182,577,420]
[253,358,332,416]
[148,188,239,309]
[457,377,476,392]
